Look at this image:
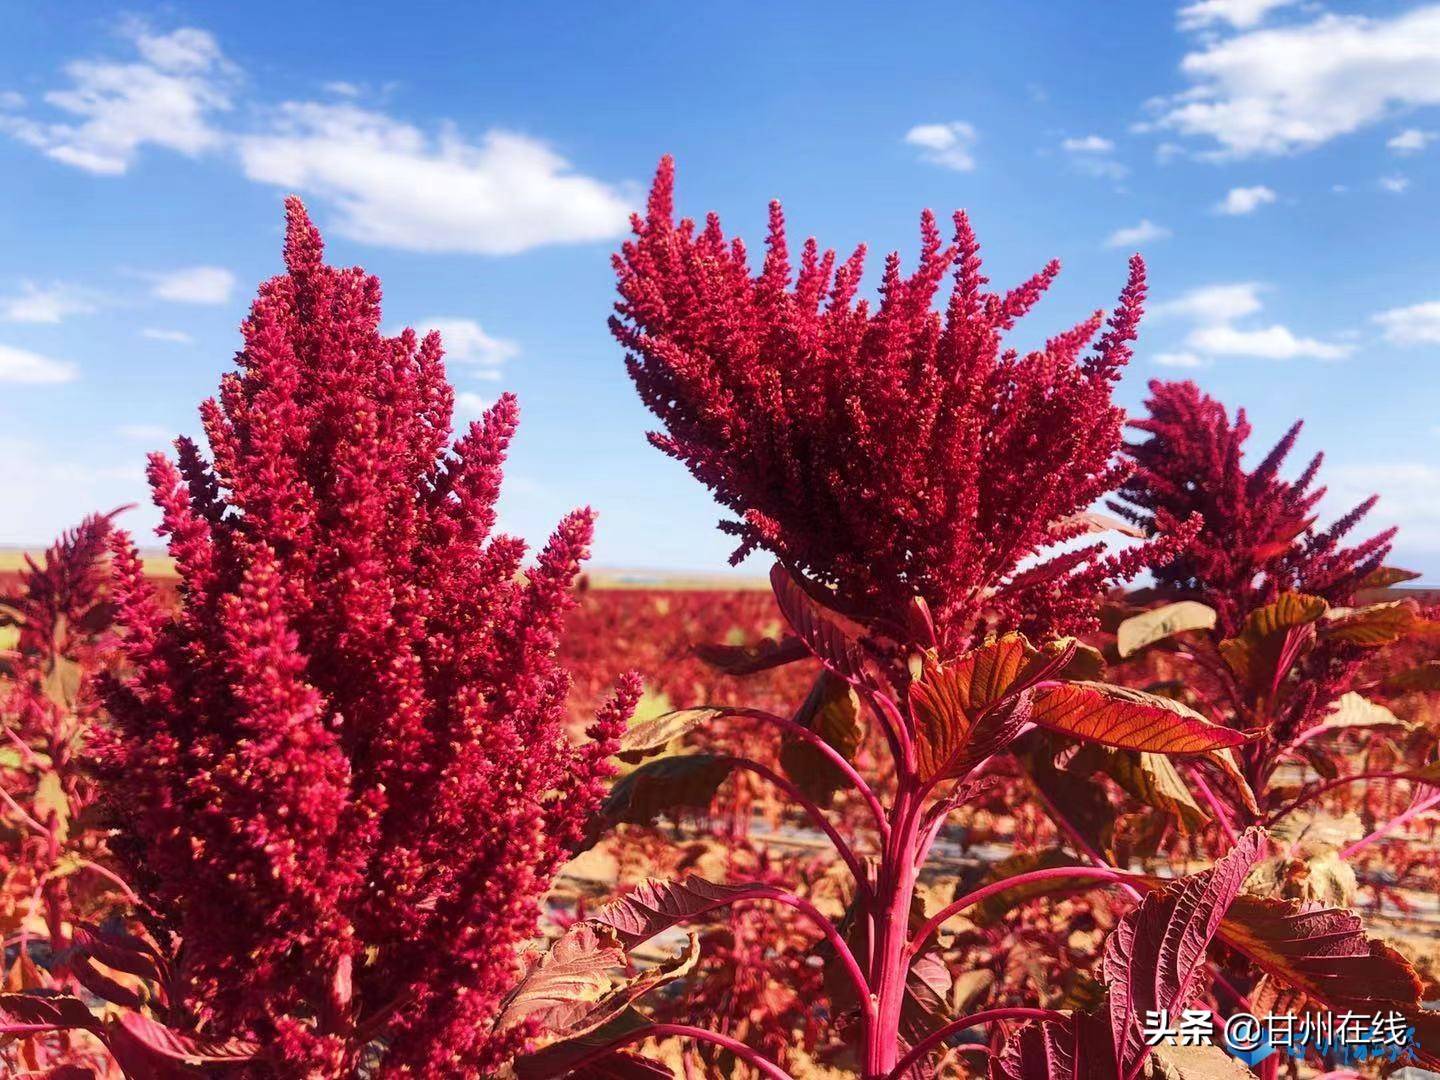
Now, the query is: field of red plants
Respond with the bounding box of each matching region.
[0,162,1437,1079]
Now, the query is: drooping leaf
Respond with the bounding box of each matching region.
[110,1012,259,1064]
[1358,565,1421,589]
[1218,593,1326,693]
[1189,748,1260,819]
[591,875,781,950]
[514,1009,657,1080]
[1381,659,1440,693]
[1217,895,1424,1009]
[497,922,699,1038]
[1030,682,1248,754]
[693,635,809,676]
[1116,602,1218,658]
[969,848,1084,928]
[1069,745,1209,830]
[0,992,100,1033]
[779,670,864,804]
[586,755,734,845]
[1322,599,1429,647]
[69,924,165,984]
[769,563,874,687]
[617,708,727,763]
[1304,692,1412,737]
[1104,829,1265,1076]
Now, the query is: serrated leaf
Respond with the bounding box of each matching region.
[1322,599,1426,647]
[779,670,864,804]
[591,875,783,950]
[1218,593,1326,694]
[1031,682,1248,754]
[111,1011,259,1064]
[515,1008,657,1080]
[617,708,726,763]
[1116,602,1218,658]
[586,755,734,846]
[1104,830,1265,1076]
[769,563,873,687]
[970,848,1083,928]
[498,922,699,1037]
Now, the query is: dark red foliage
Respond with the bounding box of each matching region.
[611,157,1195,654]
[99,199,636,1077]
[1112,379,1394,636]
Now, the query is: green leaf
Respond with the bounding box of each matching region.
[779,670,863,805]
[1116,601,1217,658]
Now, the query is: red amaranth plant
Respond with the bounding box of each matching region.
[0,511,129,1077]
[498,161,1438,1080]
[611,156,1195,654]
[0,199,638,1078]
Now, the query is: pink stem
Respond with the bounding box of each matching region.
[721,757,871,899]
[1341,788,1440,859]
[910,865,1140,953]
[550,1022,795,1080]
[1266,770,1428,826]
[1189,771,1239,845]
[1026,775,1142,901]
[886,1008,1063,1080]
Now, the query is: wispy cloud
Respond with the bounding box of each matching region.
[0,344,78,383]
[0,24,236,175]
[1151,5,1440,158]
[0,282,98,323]
[1388,127,1436,154]
[1374,300,1440,345]
[1060,134,1127,179]
[1150,281,1350,361]
[141,327,195,344]
[144,266,235,304]
[1104,219,1171,249]
[239,103,634,255]
[1214,185,1276,215]
[904,121,978,171]
[1177,0,1297,32]
[1379,174,1410,194]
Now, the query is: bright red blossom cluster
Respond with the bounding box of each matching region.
[612,158,1194,653]
[1113,379,1394,635]
[101,200,637,1077]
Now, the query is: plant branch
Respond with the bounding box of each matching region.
[885,1007,1064,1079]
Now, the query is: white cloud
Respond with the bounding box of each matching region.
[1215,184,1277,215]
[1177,0,1297,31]
[1151,282,1266,323]
[1374,300,1440,344]
[1186,323,1351,360]
[0,282,98,323]
[1379,174,1411,193]
[1152,6,1440,158]
[1062,134,1115,153]
[416,317,518,379]
[117,423,171,442]
[904,121,978,171]
[145,266,235,304]
[1154,350,1209,368]
[141,327,195,344]
[0,344,78,383]
[1104,219,1171,248]
[239,102,634,255]
[455,391,490,418]
[0,25,235,175]
[322,81,361,98]
[1388,127,1437,154]
[1326,463,1440,550]
[0,438,149,544]
[1150,281,1350,361]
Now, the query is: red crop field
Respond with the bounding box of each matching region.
[0,166,1436,1079]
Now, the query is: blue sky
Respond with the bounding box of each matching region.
[3,0,1440,579]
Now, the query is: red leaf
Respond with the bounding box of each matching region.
[693,634,810,676]
[591,875,783,950]
[1030,682,1248,754]
[1104,830,1265,1075]
[112,1011,259,1064]
[769,564,874,687]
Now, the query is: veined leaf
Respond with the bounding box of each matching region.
[1382,660,1440,693]
[111,1012,260,1064]
[515,1009,660,1080]
[1217,895,1424,1009]
[1218,593,1326,694]
[1104,829,1265,1076]
[1306,692,1412,737]
[1116,602,1217,658]
[591,875,780,950]
[969,848,1083,928]
[1191,748,1260,819]
[617,707,726,763]
[769,564,874,687]
[1031,682,1248,754]
[1358,565,1421,589]
[1070,746,1209,830]
[693,634,809,676]
[779,670,864,804]
[498,922,699,1037]
[586,755,734,845]
[1322,599,1429,647]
